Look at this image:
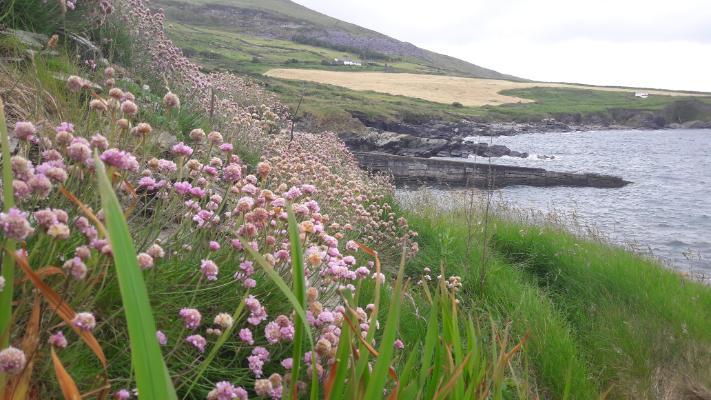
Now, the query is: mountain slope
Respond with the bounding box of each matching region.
[152,0,522,80]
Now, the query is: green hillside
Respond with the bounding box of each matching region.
[153,0,521,80]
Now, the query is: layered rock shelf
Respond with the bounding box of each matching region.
[354,152,631,189]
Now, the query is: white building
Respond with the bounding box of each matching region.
[334,58,362,67]
[635,92,649,99]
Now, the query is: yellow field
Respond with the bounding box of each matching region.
[265,69,700,107]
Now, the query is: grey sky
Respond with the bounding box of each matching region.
[295,0,711,91]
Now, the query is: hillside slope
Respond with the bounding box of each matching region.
[152,0,522,80]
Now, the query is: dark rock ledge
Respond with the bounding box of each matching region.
[354,152,631,189]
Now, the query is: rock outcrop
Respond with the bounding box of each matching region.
[339,129,530,159]
[354,152,630,189]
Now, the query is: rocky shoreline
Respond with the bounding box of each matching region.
[341,110,711,159]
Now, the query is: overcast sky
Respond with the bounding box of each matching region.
[295,0,711,92]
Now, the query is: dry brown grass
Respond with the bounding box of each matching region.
[265,69,705,107]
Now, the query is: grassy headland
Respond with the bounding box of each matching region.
[404,196,711,399]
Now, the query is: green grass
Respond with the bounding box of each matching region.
[489,87,711,120]
[166,23,431,76]
[402,201,711,399]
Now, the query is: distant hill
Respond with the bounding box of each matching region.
[152,0,523,80]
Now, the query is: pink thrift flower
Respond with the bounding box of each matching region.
[172,142,193,157]
[137,253,154,270]
[156,330,167,346]
[281,358,293,370]
[207,381,246,400]
[72,312,96,331]
[13,121,36,141]
[186,334,206,353]
[63,257,88,280]
[222,164,242,183]
[179,308,202,329]
[0,208,34,241]
[90,134,109,150]
[209,241,220,251]
[200,259,219,281]
[0,347,27,375]
[239,328,254,345]
[48,331,68,348]
[164,92,180,109]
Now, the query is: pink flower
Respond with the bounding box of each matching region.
[138,176,157,190]
[281,358,293,370]
[248,347,269,377]
[394,339,404,350]
[172,142,193,157]
[28,174,52,198]
[72,312,96,331]
[113,389,130,400]
[137,253,154,270]
[207,381,247,400]
[179,308,202,329]
[48,331,68,348]
[0,208,34,241]
[157,159,177,173]
[207,131,223,144]
[147,244,165,259]
[0,347,27,375]
[13,121,36,141]
[186,334,206,353]
[163,92,180,109]
[63,257,88,280]
[200,259,219,281]
[55,122,74,133]
[189,128,205,142]
[67,75,84,92]
[67,142,92,163]
[209,241,221,251]
[239,328,254,345]
[120,100,138,116]
[174,181,192,195]
[219,143,233,153]
[91,134,109,150]
[223,164,242,183]
[156,330,167,346]
[100,149,139,172]
[245,296,268,326]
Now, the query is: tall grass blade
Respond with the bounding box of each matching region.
[363,248,407,399]
[0,97,16,394]
[51,348,81,400]
[324,289,355,400]
[285,202,317,400]
[95,153,177,400]
[433,352,473,400]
